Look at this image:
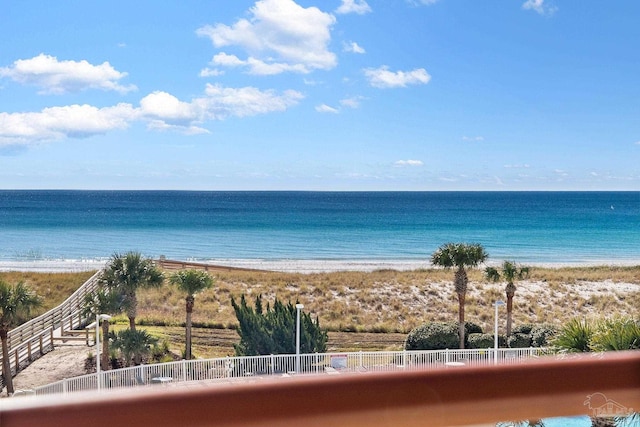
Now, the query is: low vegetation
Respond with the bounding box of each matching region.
[5,265,640,358]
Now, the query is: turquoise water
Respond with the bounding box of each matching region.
[0,190,638,264]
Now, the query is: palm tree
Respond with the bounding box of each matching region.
[485,261,529,336]
[0,281,42,395]
[82,287,120,370]
[101,252,164,331]
[112,329,158,366]
[170,269,214,360]
[431,243,488,349]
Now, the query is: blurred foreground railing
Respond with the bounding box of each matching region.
[3,351,638,427]
[32,347,549,396]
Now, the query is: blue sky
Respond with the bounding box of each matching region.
[1,0,638,190]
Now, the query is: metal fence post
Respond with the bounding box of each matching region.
[182,360,187,382]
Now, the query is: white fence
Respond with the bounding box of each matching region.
[0,271,102,389]
[33,347,549,396]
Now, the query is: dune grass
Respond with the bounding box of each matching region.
[0,271,96,314]
[5,265,639,356]
[135,265,639,335]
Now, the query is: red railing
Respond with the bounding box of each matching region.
[1,350,638,427]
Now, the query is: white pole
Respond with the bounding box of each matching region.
[96,313,101,390]
[494,301,505,365]
[295,304,303,373]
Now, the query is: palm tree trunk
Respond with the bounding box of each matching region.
[454,266,468,350]
[458,292,466,349]
[186,310,192,360]
[185,296,194,360]
[127,291,137,331]
[1,330,14,395]
[506,292,514,337]
[101,320,110,370]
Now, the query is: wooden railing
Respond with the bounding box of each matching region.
[0,270,102,388]
[1,351,638,427]
[155,258,265,272]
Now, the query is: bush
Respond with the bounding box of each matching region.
[590,317,640,351]
[467,333,493,349]
[464,321,483,335]
[231,294,327,356]
[530,324,557,347]
[552,318,593,353]
[405,322,459,350]
[512,324,534,335]
[507,333,532,348]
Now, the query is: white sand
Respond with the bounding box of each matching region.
[3,258,638,273]
[7,344,90,395]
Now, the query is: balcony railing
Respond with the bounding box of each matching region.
[2,350,638,427]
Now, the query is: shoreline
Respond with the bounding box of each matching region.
[1,258,639,273]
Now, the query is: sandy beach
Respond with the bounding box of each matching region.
[2,258,640,274]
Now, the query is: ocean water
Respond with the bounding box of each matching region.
[0,190,638,266]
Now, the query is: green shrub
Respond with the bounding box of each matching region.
[530,324,557,347]
[507,332,532,348]
[467,333,493,349]
[464,321,483,335]
[512,324,534,335]
[405,322,459,350]
[590,317,640,351]
[552,318,593,353]
[231,294,327,356]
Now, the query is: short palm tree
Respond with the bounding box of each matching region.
[82,287,120,370]
[485,261,529,336]
[0,281,42,395]
[112,328,158,366]
[101,252,164,331]
[431,243,488,349]
[170,269,214,360]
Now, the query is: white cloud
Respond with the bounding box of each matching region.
[504,164,530,169]
[394,160,423,167]
[0,54,136,95]
[0,84,304,144]
[0,103,134,145]
[335,0,371,15]
[343,41,365,54]
[315,104,339,114]
[199,68,224,77]
[635,140,640,145]
[462,135,484,142]
[340,96,364,109]
[522,0,557,16]
[364,66,431,88]
[139,91,199,124]
[201,84,304,119]
[196,0,337,75]
[140,85,304,131]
